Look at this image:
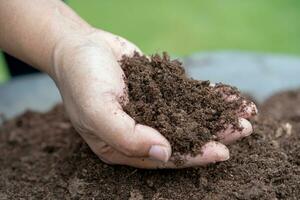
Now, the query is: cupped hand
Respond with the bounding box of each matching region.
[52,29,257,169]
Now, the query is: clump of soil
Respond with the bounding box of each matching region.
[121,53,245,155]
[1,89,300,199]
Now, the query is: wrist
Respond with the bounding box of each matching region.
[50,28,100,81]
[50,28,118,91]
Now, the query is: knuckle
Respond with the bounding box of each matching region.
[88,142,119,165]
[98,155,117,165]
[96,149,118,165]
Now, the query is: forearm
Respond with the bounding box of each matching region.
[0,0,92,76]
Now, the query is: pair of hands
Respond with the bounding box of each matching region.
[52,29,257,169]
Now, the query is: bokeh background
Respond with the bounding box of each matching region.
[1,0,300,83]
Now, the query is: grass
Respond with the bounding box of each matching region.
[0,54,9,83]
[1,0,300,82]
[69,0,300,55]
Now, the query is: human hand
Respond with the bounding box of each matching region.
[52,29,257,168]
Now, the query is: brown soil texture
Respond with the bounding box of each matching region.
[260,90,300,121]
[1,89,300,199]
[121,53,245,156]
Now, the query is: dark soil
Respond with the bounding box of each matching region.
[0,54,299,199]
[1,90,300,199]
[260,89,300,121]
[121,53,245,156]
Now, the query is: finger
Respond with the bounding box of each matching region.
[91,99,172,163]
[177,141,230,167]
[225,96,258,118]
[221,94,257,118]
[238,100,258,118]
[217,118,253,145]
[116,36,142,57]
[211,83,258,118]
[222,93,257,118]
[94,141,229,169]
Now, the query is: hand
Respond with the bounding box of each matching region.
[52,29,257,168]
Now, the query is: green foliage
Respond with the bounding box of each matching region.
[1,0,300,83]
[0,53,9,83]
[69,0,300,55]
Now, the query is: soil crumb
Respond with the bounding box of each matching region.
[121,52,245,156]
[1,94,300,199]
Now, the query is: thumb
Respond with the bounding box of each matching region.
[94,100,171,162]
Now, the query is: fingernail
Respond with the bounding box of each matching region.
[149,145,169,163]
[239,118,253,137]
[218,146,230,161]
[202,142,230,163]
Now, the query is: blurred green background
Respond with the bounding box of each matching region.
[1,0,300,83]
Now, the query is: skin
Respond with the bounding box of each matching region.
[0,0,257,169]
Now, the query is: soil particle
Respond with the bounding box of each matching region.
[121,52,244,156]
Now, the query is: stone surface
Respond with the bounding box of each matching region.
[0,73,61,119]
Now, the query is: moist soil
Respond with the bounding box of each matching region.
[1,91,300,199]
[0,55,300,199]
[121,53,245,157]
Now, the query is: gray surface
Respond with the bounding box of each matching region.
[0,74,61,119]
[184,51,300,102]
[1,51,300,119]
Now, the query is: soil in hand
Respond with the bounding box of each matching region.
[121,52,245,157]
[0,53,299,199]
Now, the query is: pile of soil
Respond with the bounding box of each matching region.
[121,53,245,156]
[0,53,299,199]
[1,90,300,199]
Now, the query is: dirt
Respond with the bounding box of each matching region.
[0,54,300,199]
[1,90,300,199]
[121,53,245,156]
[260,89,300,121]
